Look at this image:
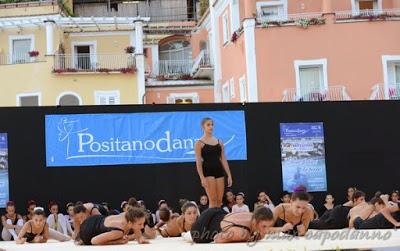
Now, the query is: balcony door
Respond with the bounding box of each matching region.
[10,36,33,64]
[294,59,328,102]
[73,42,96,70]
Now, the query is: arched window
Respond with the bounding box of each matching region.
[58,93,81,106]
[159,40,192,61]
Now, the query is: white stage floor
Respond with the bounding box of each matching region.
[1,229,399,251]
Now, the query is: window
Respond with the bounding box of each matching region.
[199,40,208,51]
[229,78,235,98]
[299,66,323,96]
[9,35,34,64]
[17,93,40,106]
[166,93,199,104]
[159,40,192,61]
[359,0,374,10]
[239,76,247,102]
[294,59,328,101]
[222,12,230,44]
[395,64,400,84]
[382,57,400,99]
[257,1,288,21]
[231,0,240,31]
[110,2,118,11]
[222,82,230,102]
[95,91,120,105]
[352,0,381,14]
[58,93,82,106]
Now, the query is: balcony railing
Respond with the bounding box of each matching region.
[159,59,192,76]
[74,1,198,22]
[0,53,44,65]
[370,84,400,100]
[0,0,56,8]
[335,8,400,21]
[257,12,324,24]
[53,53,136,73]
[191,50,213,79]
[282,86,351,102]
[191,50,212,73]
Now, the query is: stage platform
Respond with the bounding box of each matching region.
[0,229,399,251]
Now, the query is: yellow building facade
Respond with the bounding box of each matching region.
[0,1,147,106]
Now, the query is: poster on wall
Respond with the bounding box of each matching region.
[0,133,9,208]
[280,123,327,192]
[45,110,247,167]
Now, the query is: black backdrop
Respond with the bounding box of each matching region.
[0,101,399,215]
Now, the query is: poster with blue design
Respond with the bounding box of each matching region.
[280,123,327,192]
[45,110,247,167]
[0,133,9,208]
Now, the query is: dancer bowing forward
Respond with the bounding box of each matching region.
[195,117,233,208]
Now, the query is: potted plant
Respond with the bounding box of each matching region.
[28,50,39,61]
[231,31,239,43]
[125,46,135,54]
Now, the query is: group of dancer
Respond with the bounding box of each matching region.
[1,117,399,245]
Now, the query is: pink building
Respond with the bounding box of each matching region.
[79,0,400,104]
[191,0,400,103]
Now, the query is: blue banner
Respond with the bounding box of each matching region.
[45,111,247,167]
[280,123,327,192]
[0,133,9,208]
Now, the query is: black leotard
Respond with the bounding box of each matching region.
[274,205,304,236]
[79,215,124,245]
[23,222,46,242]
[200,140,225,178]
[191,208,256,243]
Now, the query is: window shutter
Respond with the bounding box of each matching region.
[193,94,200,104]
[108,96,116,105]
[230,78,235,98]
[167,96,175,104]
[239,76,247,102]
[99,96,107,105]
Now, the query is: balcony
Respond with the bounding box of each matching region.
[0,53,45,65]
[257,11,325,26]
[53,53,136,74]
[158,59,192,77]
[282,86,351,102]
[0,0,70,17]
[74,0,198,22]
[191,50,213,79]
[335,8,400,22]
[0,0,55,8]
[370,84,400,100]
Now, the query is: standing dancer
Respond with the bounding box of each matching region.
[195,117,233,208]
